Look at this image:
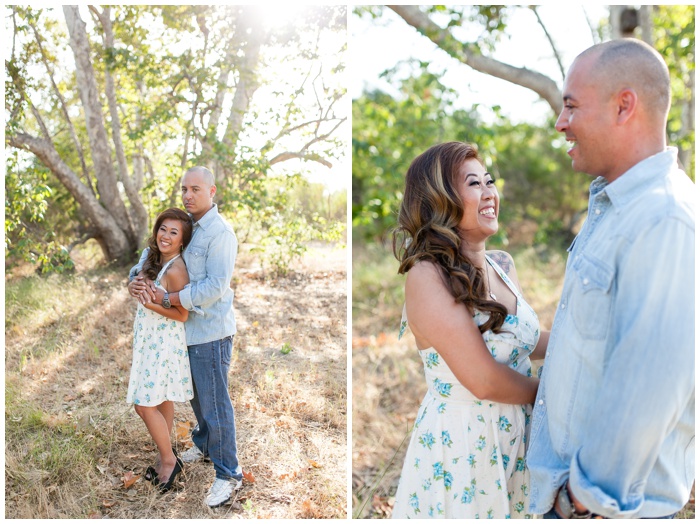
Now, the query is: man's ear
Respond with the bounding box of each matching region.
[616,88,638,125]
[210,184,217,199]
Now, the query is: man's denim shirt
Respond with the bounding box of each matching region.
[527,148,695,518]
[130,204,237,346]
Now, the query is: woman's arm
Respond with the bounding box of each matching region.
[142,259,190,322]
[530,330,550,360]
[406,261,539,405]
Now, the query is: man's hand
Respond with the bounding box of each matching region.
[128,274,156,305]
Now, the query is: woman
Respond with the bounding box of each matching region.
[127,208,193,492]
[391,142,548,518]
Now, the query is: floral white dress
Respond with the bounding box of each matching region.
[392,255,539,519]
[126,255,194,406]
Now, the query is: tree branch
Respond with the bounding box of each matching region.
[388,5,563,115]
[530,6,566,81]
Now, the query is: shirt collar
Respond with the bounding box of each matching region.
[192,203,218,229]
[598,147,678,210]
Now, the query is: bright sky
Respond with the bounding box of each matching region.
[350,5,610,125]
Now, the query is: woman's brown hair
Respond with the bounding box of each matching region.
[392,142,507,334]
[142,208,193,281]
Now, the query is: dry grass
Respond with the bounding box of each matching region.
[5,243,347,519]
[352,242,695,519]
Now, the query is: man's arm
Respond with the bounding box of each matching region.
[151,230,237,310]
[567,218,695,517]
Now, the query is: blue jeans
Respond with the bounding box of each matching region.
[188,336,242,481]
[543,508,676,519]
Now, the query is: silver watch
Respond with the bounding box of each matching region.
[162,293,172,309]
[556,482,592,519]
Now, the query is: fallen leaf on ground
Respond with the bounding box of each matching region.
[175,421,190,440]
[101,500,116,508]
[242,470,255,483]
[121,471,139,488]
[308,459,321,468]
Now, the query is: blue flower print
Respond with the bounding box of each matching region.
[495,479,502,491]
[422,478,432,491]
[521,483,529,496]
[514,501,525,513]
[442,469,454,491]
[419,431,435,449]
[414,458,420,469]
[516,457,526,472]
[487,509,494,519]
[477,414,485,423]
[461,479,477,504]
[502,453,510,470]
[441,430,453,447]
[498,416,512,432]
[467,453,476,468]
[432,461,444,480]
[476,435,486,451]
[437,402,446,414]
[409,492,420,515]
[426,352,439,369]
[398,319,407,340]
[452,457,460,465]
[432,378,453,397]
[428,505,434,517]
[437,502,444,515]
[490,445,499,466]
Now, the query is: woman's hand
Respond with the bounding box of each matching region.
[128,273,156,304]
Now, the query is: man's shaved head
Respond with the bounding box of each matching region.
[185,166,215,188]
[577,38,671,120]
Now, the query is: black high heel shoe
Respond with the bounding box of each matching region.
[145,466,159,484]
[158,457,183,493]
[146,447,179,485]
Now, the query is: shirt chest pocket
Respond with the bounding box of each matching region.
[571,255,614,340]
[185,246,207,281]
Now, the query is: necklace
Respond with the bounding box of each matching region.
[486,263,497,301]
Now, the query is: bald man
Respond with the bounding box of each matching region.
[128,166,243,507]
[527,39,695,519]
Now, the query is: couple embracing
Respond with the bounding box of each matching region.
[125,166,243,508]
[391,40,694,519]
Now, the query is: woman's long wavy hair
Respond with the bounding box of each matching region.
[142,208,193,281]
[392,142,507,334]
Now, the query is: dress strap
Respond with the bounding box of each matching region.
[157,254,181,281]
[399,303,408,340]
[485,254,521,298]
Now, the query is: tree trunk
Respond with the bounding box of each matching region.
[92,6,149,246]
[63,6,137,247]
[9,133,132,261]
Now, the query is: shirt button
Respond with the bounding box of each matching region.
[583,278,589,285]
[561,303,566,309]
[546,352,551,358]
[538,400,544,405]
[595,208,601,215]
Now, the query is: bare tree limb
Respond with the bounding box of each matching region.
[27,14,95,196]
[388,5,563,115]
[91,5,148,244]
[530,6,566,81]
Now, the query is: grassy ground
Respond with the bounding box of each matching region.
[5,243,347,519]
[351,241,695,519]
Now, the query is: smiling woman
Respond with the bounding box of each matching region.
[389,141,549,518]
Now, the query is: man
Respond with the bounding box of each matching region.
[527,39,695,519]
[128,166,243,508]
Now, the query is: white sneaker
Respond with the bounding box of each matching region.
[206,477,242,508]
[180,445,205,463]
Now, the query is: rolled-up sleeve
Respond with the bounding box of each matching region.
[128,248,149,281]
[569,217,695,517]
